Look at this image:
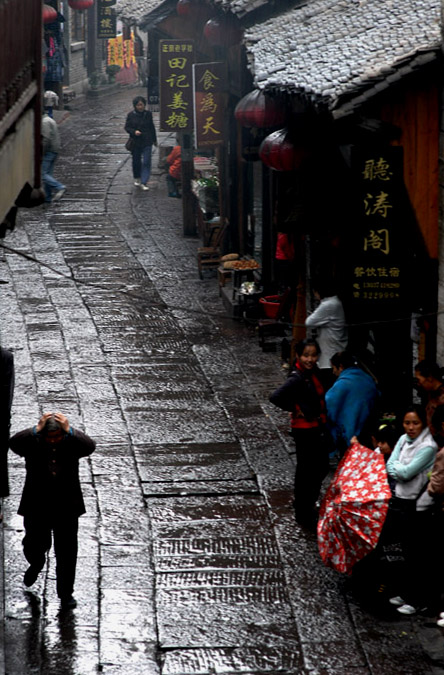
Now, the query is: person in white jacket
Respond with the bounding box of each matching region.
[41,109,66,204]
[305,281,348,388]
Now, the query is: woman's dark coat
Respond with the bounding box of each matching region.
[124,109,157,149]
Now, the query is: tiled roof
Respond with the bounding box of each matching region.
[244,0,442,117]
[117,0,275,22]
[117,0,168,24]
[211,0,270,17]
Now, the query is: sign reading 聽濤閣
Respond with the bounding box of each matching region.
[348,147,408,319]
[193,62,226,148]
[159,40,194,132]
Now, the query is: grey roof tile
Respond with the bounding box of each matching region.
[244,0,441,113]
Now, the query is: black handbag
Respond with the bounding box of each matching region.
[125,137,134,152]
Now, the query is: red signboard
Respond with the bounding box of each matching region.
[159,40,194,132]
[193,62,226,148]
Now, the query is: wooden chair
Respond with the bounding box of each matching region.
[197,219,228,279]
[258,287,293,351]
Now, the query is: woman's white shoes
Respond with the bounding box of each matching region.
[141,184,149,191]
[396,604,417,615]
[134,179,141,186]
[389,596,405,606]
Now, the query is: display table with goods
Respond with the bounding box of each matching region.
[218,255,262,319]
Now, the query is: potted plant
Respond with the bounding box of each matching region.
[106,64,121,84]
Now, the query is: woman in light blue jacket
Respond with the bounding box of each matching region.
[386,405,437,616]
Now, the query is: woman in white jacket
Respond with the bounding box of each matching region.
[386,405,437,616]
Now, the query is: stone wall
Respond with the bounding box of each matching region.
[68,43,89,95]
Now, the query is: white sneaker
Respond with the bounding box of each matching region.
[437,618,444,628]
[397,604,417,615]
[440,612,444,619]
[53,187,66,202]
[134,179,141,186]
[389,596,405,606]
[141,184,149,191]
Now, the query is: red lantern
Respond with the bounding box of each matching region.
[177,0,196,17]
[68,0,94,8]
[43,3,57,23]
[203,17,242,47]
[259,128,307,172]
[234,90,286,129]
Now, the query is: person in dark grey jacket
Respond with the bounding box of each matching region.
[124,95,157,190]
[9,412,95,609]
[0,347,14,516]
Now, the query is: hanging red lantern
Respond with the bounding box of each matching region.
[203,17,242,47]
[68,0,94,9]
[43,3,57,23]
[176,0,197,17]
[259,128,307,172]
[234,90,286,129]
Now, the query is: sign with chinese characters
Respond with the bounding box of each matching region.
[159,40,194,132]
[348,147,407,318]
[97,0,116,39]
[193,62,226,148]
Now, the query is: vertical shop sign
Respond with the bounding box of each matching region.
[97,0,116,39]
[159,40,194,132]
[193,62,226,148]
[349,147,406,319]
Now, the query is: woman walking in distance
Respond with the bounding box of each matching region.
[124,96,157,191]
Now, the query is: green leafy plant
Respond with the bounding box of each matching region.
[195,175,219,189]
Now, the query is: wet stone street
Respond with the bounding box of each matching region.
[1,87,444,674]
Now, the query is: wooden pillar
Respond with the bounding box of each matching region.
[180,132,196,237]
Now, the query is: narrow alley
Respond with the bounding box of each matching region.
[0,86,443,675]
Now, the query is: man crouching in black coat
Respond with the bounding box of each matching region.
[9,412,96,610]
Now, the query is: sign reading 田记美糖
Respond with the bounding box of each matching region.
[159,40,194,133]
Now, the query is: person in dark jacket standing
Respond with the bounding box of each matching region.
[270,338,331,530]
[124,95,157,191]
[0,347,14,520]
[9,412,95,609]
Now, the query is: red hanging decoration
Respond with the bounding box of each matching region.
[68,0,94,9]
[234,90,286,129]
[176,0,196,17]
[203,17,242,47]
[43,3,58,23]
[259,128,307,172]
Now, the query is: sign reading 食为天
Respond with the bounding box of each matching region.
[159,40,194,133]
[349,147,408,320]
[193,62,226,148]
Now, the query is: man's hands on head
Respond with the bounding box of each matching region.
[36,412,52,433]
[36,412,70,433]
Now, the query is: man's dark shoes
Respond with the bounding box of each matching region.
[60,595,77,609]
[23,566,40,587]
